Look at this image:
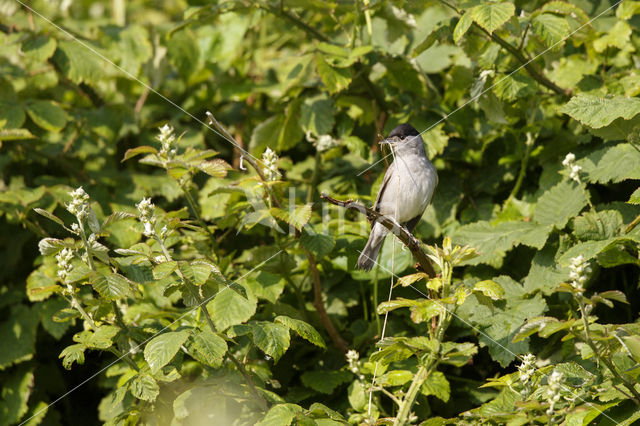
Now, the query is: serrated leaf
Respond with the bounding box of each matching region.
[379,370,413,386]
[245,271,285,304]
[493,73,536,101]
[474,280,505,300]
[102,211,136,228]
[453,11,473,44]
[167,30,200,77]
[300,95,335,136]
[53,40,104,85]
[316,55,351,94]
[629,188,640,204]
[271,204,312,230]
[598,290,628,304]
[59,344,85,369]
[0,102,25,129]
[275,315,326,348]
[22,35,57,61]
[122,146,158,162]
[560,95,640,129]
[25,100,68,132]
[534,180,588,228]
[144,330,190,374]
[421,371,450,403]
[410,300,441,324]
[250,321,290,362]
[452,221,551,267]
[207,288,256,330]
[178,261,211,285]
[397,272,428,287]
[539,1,589,24]
[190,329,227,368]
[531,13,569,48]
[198,159,230,177]
[0,305,39,369]
[470,2,515,34]
[91,272,135,300]
[622,336,640,363]
[377,298,421,314]
[153,261,178,279]
[256,404,303,426]
[129,373,159,402]
[578,144,640,184]
[300,229,335,258]
[593,21,631,53]
[37,237,68,255]
[573,210,622,241]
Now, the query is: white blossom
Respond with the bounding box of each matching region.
[518,353,536,385]
[67,187,90,220]
[545,370,564,416]
[569,255,591,293]
[137,198,156,237]
[262,147,279,181]
[56,248,74,281]
[561,152,581,182]
[158,124,177,158]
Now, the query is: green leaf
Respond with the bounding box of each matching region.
[423,123,449,160]
[22,35,57,61]
[452,221,551,267]
[122,146,158,162]
[578,144,640,184]
[167,30,200,77]
[421,371,450,403]
[250,321,290,362]
[300,95,335,136]
[24,100,68,132]
[0,305,39,369]
[410,300,442,324]
[629,188,640,204]
[59,344,85,369]
[377,297,421,314]
[207,288,256,330]
[470,2,515,34]
[397,272,428,287]
[316,55,351,94]
[617,0,640,19]
[245,271,285,304]
[53,40,104,85]
[0,128,34,141]
[523,243,569,295]
[152,261,178,279]
[531,13,569,48]
[178,261,211,285]
[593,21,631,53]
[91,272,135,300]
[129,373,159,402]
[144,330,190,375]
[198,159,231,177]
[300,229,335,258]
[379,370,413,386]
[622,336,640,363]
[190,329,227,368]
[453,11,473,44]
[474,280,505,300]
[539,1,589,24]
[557,238,618,265]
[256,404,303,426]
[0,366,34,425]
[275,315,326,348]
[533,180,588,228]
[492,73,536,102]
[0,102,25,129]
[560,95,640,129]
[572,210,622,241]
[270,204,312,230]
[301,370,351,394]
[74,325,119,349]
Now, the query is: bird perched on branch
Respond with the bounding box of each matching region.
[356,123,438,271]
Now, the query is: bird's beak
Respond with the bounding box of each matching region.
[379,137,395,145]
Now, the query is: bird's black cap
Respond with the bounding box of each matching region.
[388,123,419,139]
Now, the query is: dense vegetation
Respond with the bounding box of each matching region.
[1,0,640,424]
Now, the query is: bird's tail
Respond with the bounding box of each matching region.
[356,222,388,271]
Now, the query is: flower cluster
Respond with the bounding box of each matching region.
[158,124,177,158]
[569,255,591,294]
[56,248,74,281]
[67,187,90,221]
[262,147,278,181]
[346,349,364,380]
[518,353,536,398]
[137,198,156,237]
[545,370,564,416]
[562,153,582,182]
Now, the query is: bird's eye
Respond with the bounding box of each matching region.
[399,135,405,140]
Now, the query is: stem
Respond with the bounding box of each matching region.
[305,248,349,353]
[508,135,533,200]
[181,182,213,236]
[259,4,331,43]
[577,299,640,404]
[226,352,269,411]
[394,365,430,426]
[307,150,322,204]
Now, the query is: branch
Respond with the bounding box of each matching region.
[304,248,349,354]
[320,193,436,277]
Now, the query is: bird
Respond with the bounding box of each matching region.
[356,123,438,271]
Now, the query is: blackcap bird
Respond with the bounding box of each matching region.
[356,123,438,271]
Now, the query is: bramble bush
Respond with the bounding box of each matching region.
[1,0,640,424]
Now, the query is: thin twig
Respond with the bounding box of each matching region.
[319,193,436,277]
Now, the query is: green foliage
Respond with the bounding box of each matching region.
[2,0,640,425]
